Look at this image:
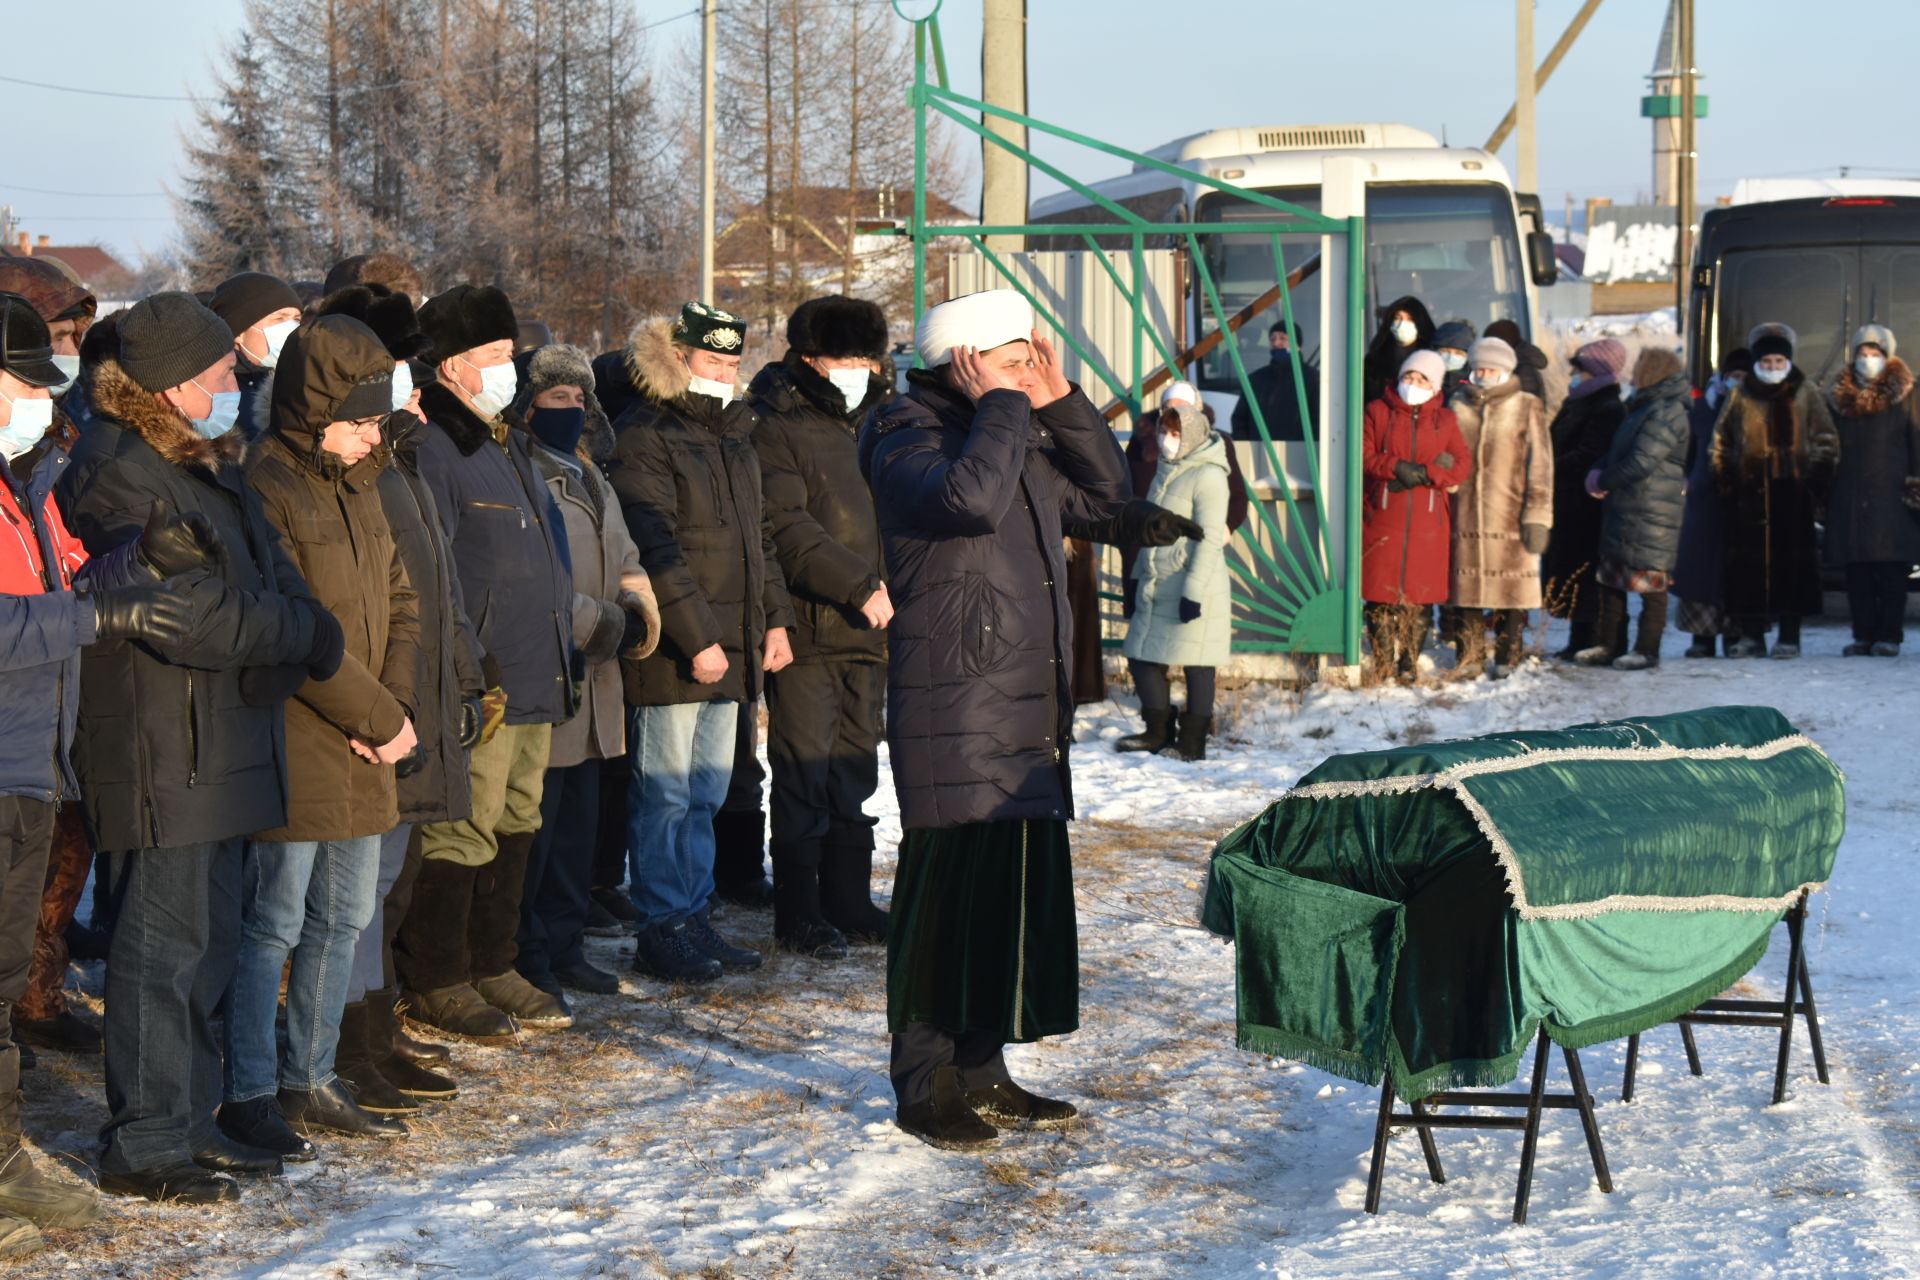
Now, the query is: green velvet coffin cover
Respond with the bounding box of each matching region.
[1200,705,1845,1094]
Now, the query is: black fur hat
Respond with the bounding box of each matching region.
[419,284,517,364]
[786,295,887,361]
[317,283,428,361]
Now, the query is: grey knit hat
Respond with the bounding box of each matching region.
[1853,323,1896,359]
[1468,336,1517,373]
[117,292,235,393]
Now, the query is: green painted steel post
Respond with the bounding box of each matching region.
[1345,213,1366,667]
[911,18,928,341]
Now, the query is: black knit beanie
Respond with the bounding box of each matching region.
[209,271,302,338]
[118,292,235,393]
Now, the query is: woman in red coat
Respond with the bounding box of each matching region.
[1362,349,1472,682]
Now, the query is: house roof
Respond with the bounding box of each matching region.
[0,235,134,296]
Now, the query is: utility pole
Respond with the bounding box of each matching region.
[698,0,717,304]
[980,0,1028,252]
[1515,0,1537,195]
[1675,0,1697,317]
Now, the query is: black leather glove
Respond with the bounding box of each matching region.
[394,747,425,779]
[89,583,195,646]
[1178,597,1202,623]
[1521,522,1551,555]
[302,601,345,680]
[1117,499,1205,547]
[239,664,309,707]
[459,696,484,748]
[137,499,225,579]
[1393,460,1430,490]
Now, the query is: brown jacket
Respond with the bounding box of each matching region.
[1448,378,1553,609]
[245,316,421,841]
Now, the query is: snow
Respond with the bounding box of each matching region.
[32,612,1920,1278]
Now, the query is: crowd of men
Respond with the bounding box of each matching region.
[0,244,1206,1253]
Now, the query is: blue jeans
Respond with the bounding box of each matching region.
[99,839,243,1175]
[627,701,738,928]
[347,824,413,1001]
[225,835,383,1101]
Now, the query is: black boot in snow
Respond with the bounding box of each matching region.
[772,855,849,960]
[364,990,457,1100]
[712,810,775,908]
[1114,708,1175,753]
[897,1066,999,1151]
[818,838,890,944]
[963,1080,1080,1130]
[1159,713,1212,763]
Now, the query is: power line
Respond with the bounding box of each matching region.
[0,183,167,199]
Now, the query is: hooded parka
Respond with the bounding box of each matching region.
[1447,377,1552,609]
[745,355,889,666]
[1124,407,1232,666]
[1824,357,1920,566]
[1596,371,1693,576]
[1712,370,1840,618]
[859,372,1129,832]
[1363,296,1437,404]
[58,360,330,851]
[609,316,794,706]
[243,316,421,841]
[1360,385,1473,605]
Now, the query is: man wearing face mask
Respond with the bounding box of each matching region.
[0,258,93,411]
[609,302,794,981]
[209,272,304,440]
[398,284,577,1041]
[58,290,346,1203]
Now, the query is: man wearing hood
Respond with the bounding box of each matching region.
[59,291,345,1203]
[208,271,304,439]
[860,289,1130,1149]
[744,296,895,960]
[609,302,794,982]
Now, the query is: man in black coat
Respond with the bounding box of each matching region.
[610,303,795,982]
[58,291,344,1202]
[745,297,895,959]
[1229,321,1318,443]
[860,289,1131,1150]
[397,284,576,1040]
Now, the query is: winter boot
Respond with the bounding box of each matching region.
[684,909,764,971]
[1685,635,1719,658]
[1727,636,1767,659]
[403,982,519,1045]
[278,1080,408,1139]
[465,831,537,989]
[896,1066,999,1151]
[711,809,774,908]
[473,969,572,1030]
[1159,713,1212,763]
[962,1080,1080,1131]
[216,1096,317,1163]
[632,919,723,982]
[771,850,849,960]
[587,886,636,936]
[333,1001,421,1117]
[1114,707,1175,754]
[373,989,451,1068]
[818,837,890,945]
[13,1010,101,1056]
[393,855,477,1004]
[190,1133,284,1176]
[364,992,457,1100]
[1873,642,1902,657]
[0,1012,98,1228]
[1573,645,1619,666]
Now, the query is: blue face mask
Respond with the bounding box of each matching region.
[0,392,53,460]
[527,405,586,456]
[188,380,242,440]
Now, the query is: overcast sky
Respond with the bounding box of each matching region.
[5,0,1914,267]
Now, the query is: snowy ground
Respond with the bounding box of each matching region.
[18,612,1920,1278]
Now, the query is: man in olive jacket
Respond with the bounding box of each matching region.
[610,302,794,981]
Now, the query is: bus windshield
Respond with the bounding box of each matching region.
[1194,181,1529,389]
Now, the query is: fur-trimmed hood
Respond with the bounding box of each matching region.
[86,355,248,469]
[1832,356,1914,419]
[623,314,742,408]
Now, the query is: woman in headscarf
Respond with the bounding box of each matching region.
[1823,323,1919,656]
[1362,295,1436,404]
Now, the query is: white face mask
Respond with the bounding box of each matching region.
[1398,379,1435,407]
[688,372,734,402]
[1857,355,1887,382]
[1754,364,1790,385]
[1390,319,1418,346]
[0,392,53,459]
[48,354,80,394]
[254,319,299,370]
[1159,432,1182,461]
[1471,369,1510,389]
[390,360,415,412]
[1440,350,1467,372]
[461,356,519,417]
[826,368,870,411]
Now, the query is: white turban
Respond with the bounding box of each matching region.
[914,289,1034,368]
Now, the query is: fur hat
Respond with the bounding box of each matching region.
[1574,338,1627,380]
[0,292,64,388]
[1746,321,1796,357]
[786,296,888,361]
[1632,346,1685,388]
[512,343,615,461]
[317,283,428,361]
[209,271,301,338]
[1853,323,1896,359]
[672,301,746,355]
[1467,336,1516,373]
[1751,332,1793,362]
[419,284,518,364]
[324,252,425,300]
[1433,319,1476,353]
[1398,349,1446,388]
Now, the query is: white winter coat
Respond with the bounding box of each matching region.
[1124,416,1232,667]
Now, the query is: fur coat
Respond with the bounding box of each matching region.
[1447,378,1552,609]
[1824,357,1920,565]
[1711,370,1839,618]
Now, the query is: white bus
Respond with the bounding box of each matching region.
[1028,122,1558,399]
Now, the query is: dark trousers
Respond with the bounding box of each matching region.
[1127,659,1217,719]
[765,660,882,854]
[0,798,55,1005]
[518,758,602,982]
[1846,561,1909,644]
[890,1022,1012,1110]
[99,837,243,1174]
[589,755,629,892]
[379,826,425,991]
[1737,613,1801,646]
[1596,586,1669,658]
[721,700,764,815]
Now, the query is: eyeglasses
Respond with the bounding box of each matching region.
[346,418,386,438]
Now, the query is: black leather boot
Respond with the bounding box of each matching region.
[216,1096,317,1163]
[896,1066,999,1150]
[364,992,457,1100]
[1114,707,1174,753]
[466,831,537,982]
[818,838,889,944]
[963,1080,1080,1130]
[772,849,848,960]
[1159,713,1212,762]
[333,1001,421,1116]
[279,1080,409,1139]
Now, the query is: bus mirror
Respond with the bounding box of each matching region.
[1526,230,1558,287]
